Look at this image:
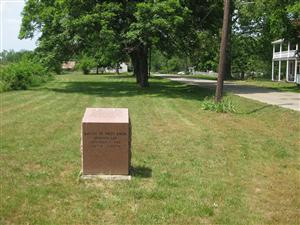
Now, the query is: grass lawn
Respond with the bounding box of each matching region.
[168,73,299,93]
[235,79,300,93]
[1,73,299,225]
[162,74,218,81]
[187,74,217,81]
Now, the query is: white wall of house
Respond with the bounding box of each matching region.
[272,39,299,83]
[104,63,128,73]
[119,63,128,73]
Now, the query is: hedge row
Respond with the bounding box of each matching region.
[0,60,53,92]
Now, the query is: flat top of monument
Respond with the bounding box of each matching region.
[82,108,129,123]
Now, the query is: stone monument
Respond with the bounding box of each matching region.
[81,108,131,179]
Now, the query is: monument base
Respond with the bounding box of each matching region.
[80,172,132,181]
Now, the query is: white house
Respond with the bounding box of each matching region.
[104,63,128,73]
[271,39,299,82]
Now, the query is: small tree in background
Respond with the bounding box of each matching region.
[77,55,96,75]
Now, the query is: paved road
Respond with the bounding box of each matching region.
[155,74,300,112]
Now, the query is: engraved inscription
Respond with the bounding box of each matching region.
[84,131,126,150]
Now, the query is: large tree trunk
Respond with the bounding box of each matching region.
[215,0,231,102]
[224,2,233,80]
[130,51,140,83]
[137,44,149,87]
[130,43,149,87]
[148,45,151,77]
[224,33,232,79]
[116,64,119,75]
[240,71,245,80]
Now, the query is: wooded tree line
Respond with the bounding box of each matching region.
[0,50,35,64]
[19,0,300,87]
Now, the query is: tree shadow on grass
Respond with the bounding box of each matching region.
[40,76,279,115]
[236,105,273,115]
[47,77,215,102]
[130,166,152,178]
[87,74,133,79]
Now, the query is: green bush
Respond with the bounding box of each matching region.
[201,97,237,113]
[0,60,52,92]
[77,55,96,74]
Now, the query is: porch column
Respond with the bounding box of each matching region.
[286,61,289,81]
[286,42,290,82]
[296,44,299,82]
[279,43,282,58]
[272,44,275,81]
[278,61,281,81]
[295,60,298,82]
[272,60,274,81]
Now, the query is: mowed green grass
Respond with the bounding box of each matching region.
[235,79,300,93]
[1,73,299,225]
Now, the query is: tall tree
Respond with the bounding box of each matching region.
[19,0,191,87]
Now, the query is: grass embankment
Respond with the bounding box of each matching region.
[189,74,218,80]
[236,79,300,93]
[154,73,217,81]
[171,73,299,93]
[1,73,299,224]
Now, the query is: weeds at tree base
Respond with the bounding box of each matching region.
[201,97,236,113]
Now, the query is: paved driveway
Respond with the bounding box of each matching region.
[155,74,300,112]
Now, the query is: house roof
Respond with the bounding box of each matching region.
[272,39,284,44]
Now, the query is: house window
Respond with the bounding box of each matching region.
[275,44,280,52]
[290,43,297,50]
[282,42,288,51]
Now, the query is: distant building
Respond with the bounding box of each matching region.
[104,63,128,73]
[62,61,76,70]
[271,39,299,83]
[118,62,128,73]
[188,66,195,75]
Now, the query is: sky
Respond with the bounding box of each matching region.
[1,0,38,51]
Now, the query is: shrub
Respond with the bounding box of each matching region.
[0,59,52,92]
[201,97,236,113]
[77,55,96,74]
